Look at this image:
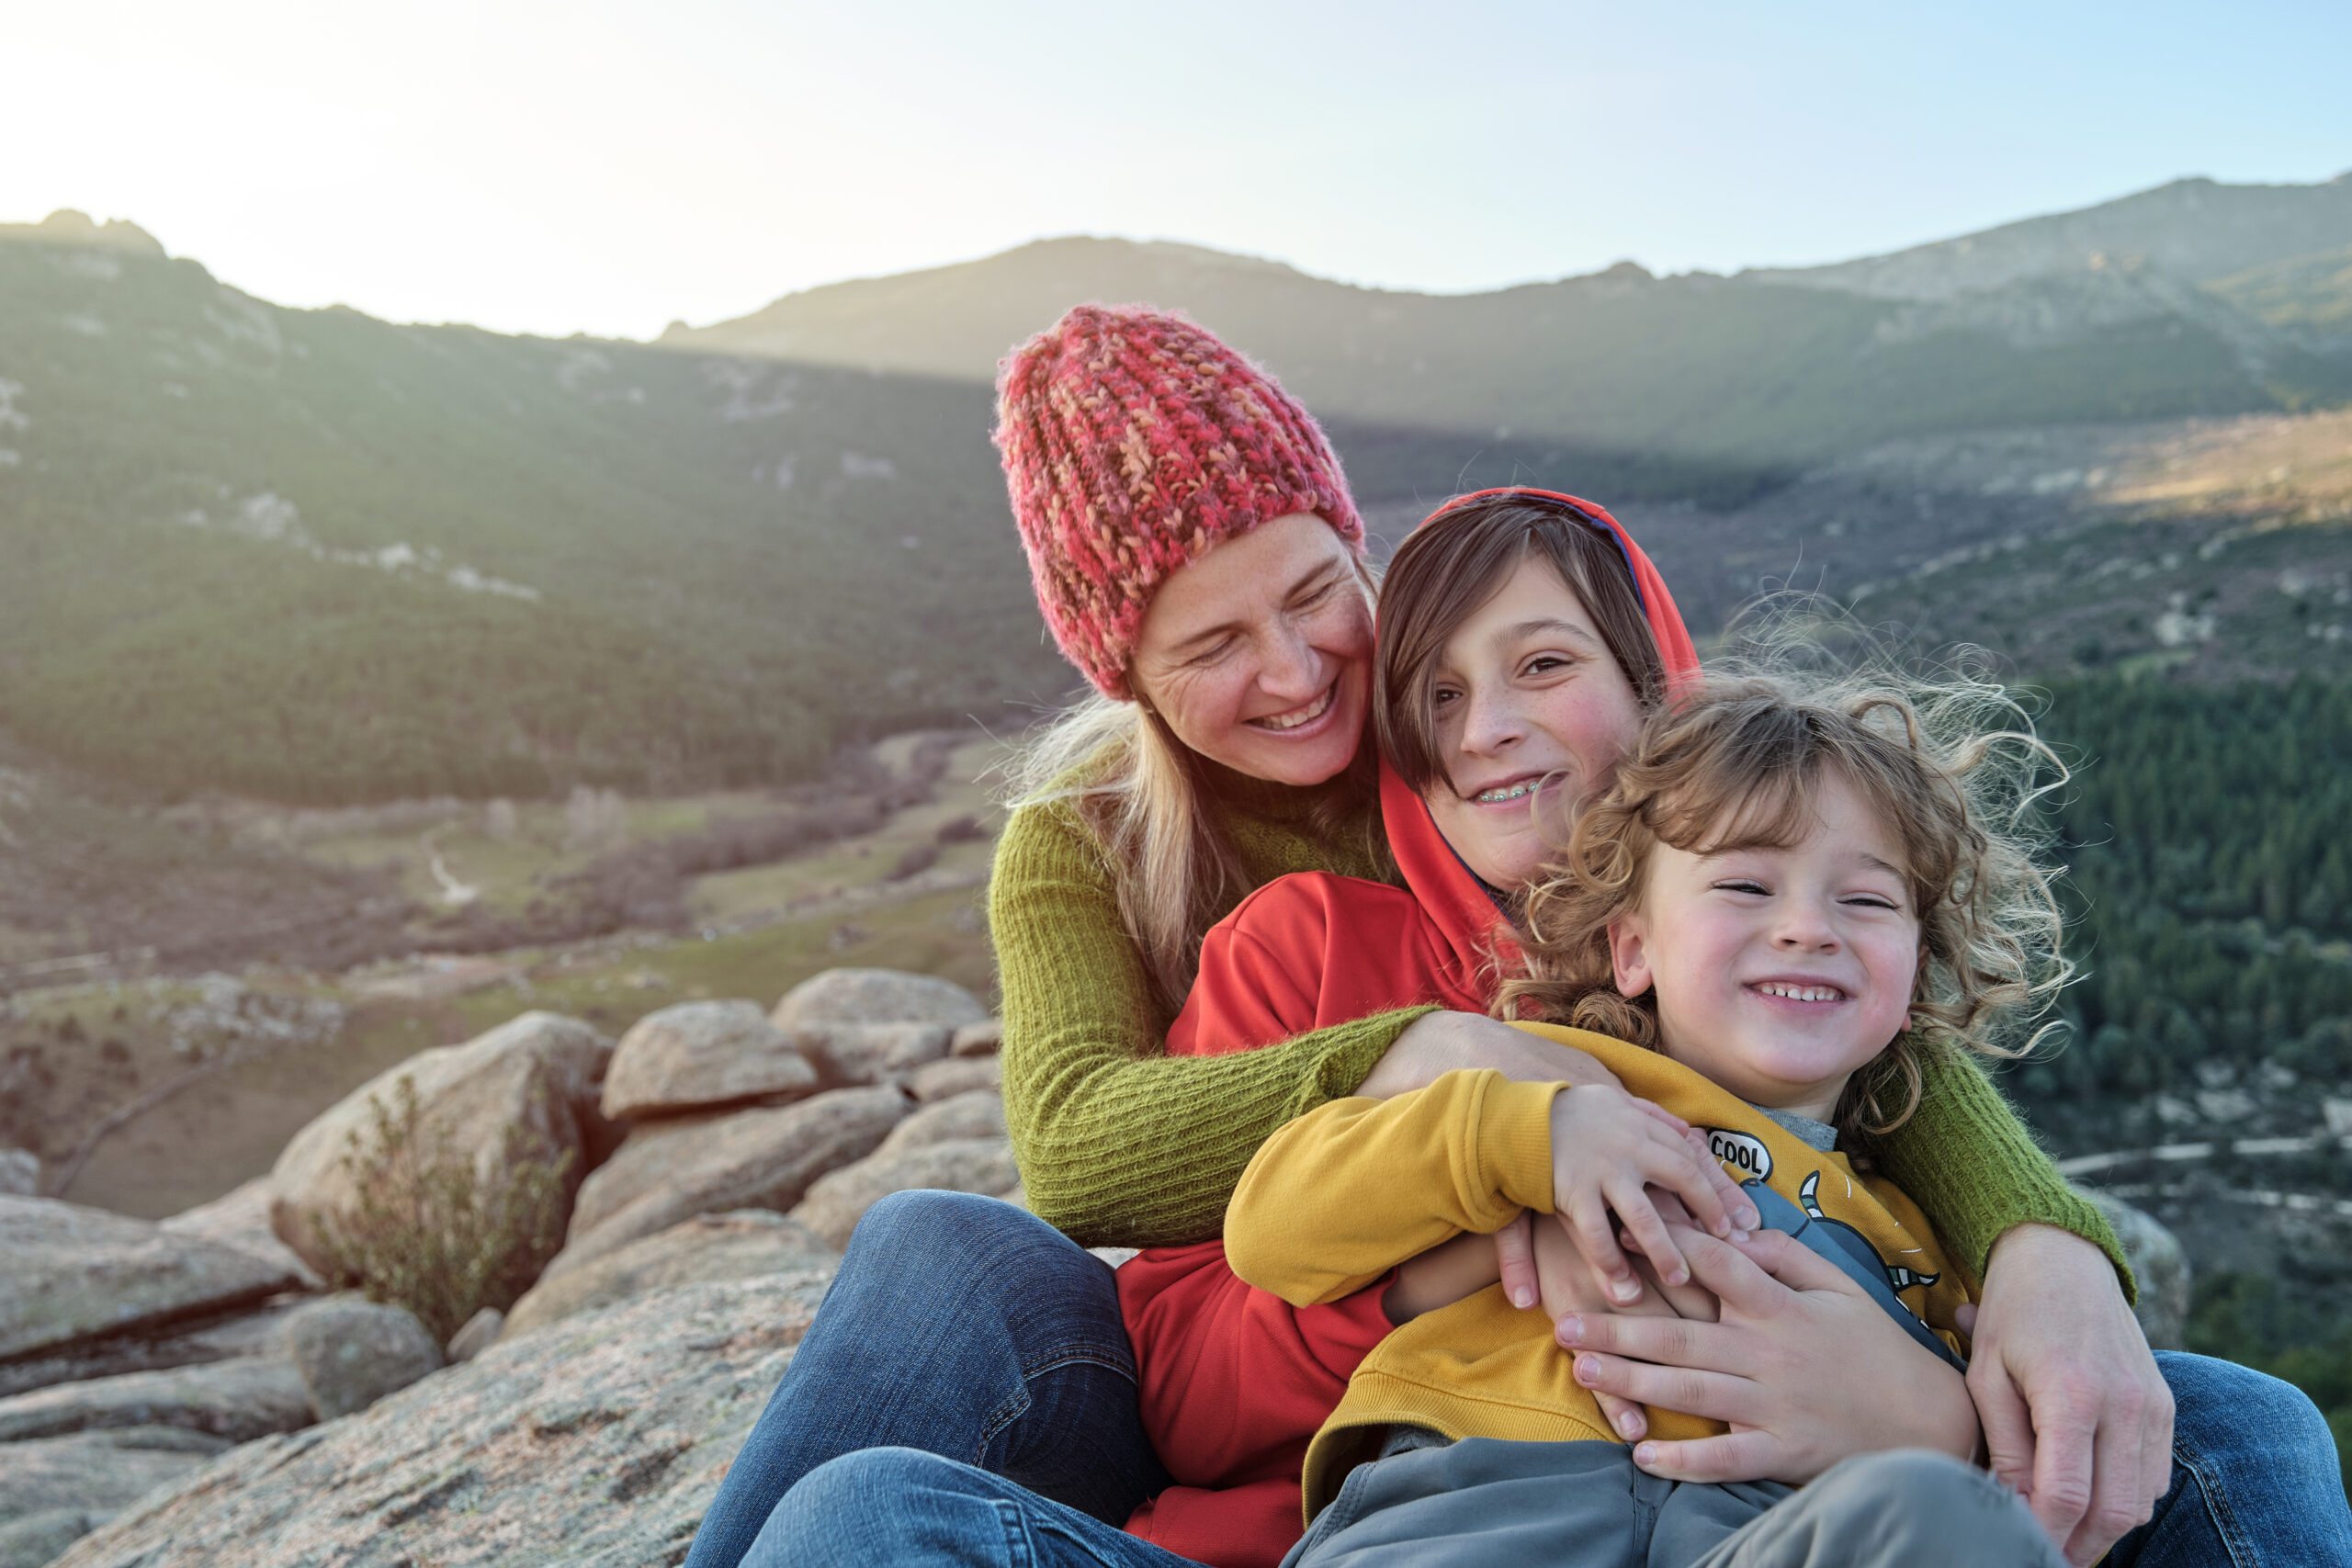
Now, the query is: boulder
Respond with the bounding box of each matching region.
[0,1301,299,1402]
[48,1274,832,1568]
[0,1356,311,1444]
[600,1000,817,1120]
[876,1090,1005,1156]
[445,1308,503,1364]
[2,1510,108,1568]
[158,1177,322,1290]
[553,1086,908,1275]
[790,1021,953,1084]
[0,1148,36,1198]
[909,1055,1001,1103]
[504,1212,838,1337]
[284,1296,444,1420]
[269,1012,613,1280]
[2082,1189,2192,1350]
[0,1196,301,1360]
[791,1138,1021,1251]
[771,967,989,1033]
[0,1428,231,1566]
[950,1018,1003,1056]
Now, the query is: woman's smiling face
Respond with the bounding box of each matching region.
[1422,555,1645,889]
[1128,512,1374,786]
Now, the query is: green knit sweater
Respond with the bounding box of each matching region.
[990,759,2130,1295]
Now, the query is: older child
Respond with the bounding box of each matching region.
[1223,667,2065,1565]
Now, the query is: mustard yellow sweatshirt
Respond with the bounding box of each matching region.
[1226,1024,1974,1520]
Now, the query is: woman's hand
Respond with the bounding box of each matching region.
[1556,1224,1982,1484]
[1962,1224,2171,1566]
[1360,1010,1624,1098]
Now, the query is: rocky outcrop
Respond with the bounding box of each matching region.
[909,1055,1001,1103]
[772,968,987,1085]
[505,1212,838,1337]
[0,1148,36,1198]
[792,1137,1021,1251]
[268,1011,613,1280]
[446,1308,503,1363]
[772,967,989,1035]
[158,1177,322,1290]
[876,1089,1005,1153]
[51,1273,832,1568]
[950,1018,1003,1056]
[0,1357,310,1444]
[2082,1189,2192,1350]
[0,1196,301,1360]
[600,1001,815,1120]
[550,1086,907,1274]
[285,1297,444,1420]
[0,1302,299,1402]
[0,1428,231,1568]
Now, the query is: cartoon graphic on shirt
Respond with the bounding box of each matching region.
[1730,1170,1964,1371]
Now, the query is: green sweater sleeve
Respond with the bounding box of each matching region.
[1870,1042,2135,1303]
[990,795,1431,1248]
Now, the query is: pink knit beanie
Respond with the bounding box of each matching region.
[995,304,1364,699]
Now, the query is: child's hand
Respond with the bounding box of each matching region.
[1547,1084,1751,1303]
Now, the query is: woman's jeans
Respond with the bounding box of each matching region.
[687,1190,2352,1568]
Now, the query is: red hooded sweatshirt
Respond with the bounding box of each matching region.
[1116,492,1700,1567]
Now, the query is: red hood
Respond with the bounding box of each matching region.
[1382,489,1702,966]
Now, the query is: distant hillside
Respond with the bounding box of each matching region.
[0,220,1074,803]
[665,175,2352,462]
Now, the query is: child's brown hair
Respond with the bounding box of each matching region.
[1495,664,2071,1145]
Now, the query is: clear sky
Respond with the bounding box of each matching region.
[5,0,2346,341]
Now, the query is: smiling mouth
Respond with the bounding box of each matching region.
[1749,982,1847,1003]
[1250,683,1336,732]
[1470,775,1544,806]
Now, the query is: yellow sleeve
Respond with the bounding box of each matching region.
[1225,1069,1563,1306]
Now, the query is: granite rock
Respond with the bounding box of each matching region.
[269,1012,613,1280]
[0,1301,299,1402]
[2082,1188,2193,1350]
[158,1177,322,1291]
[789,1021,953,1084]
[505,1211,837,1337]
[600,1001,816,1120]
[284,1296,445,1420]
[446,1307,504,1364]
[876,1090,1005,1156]
[0,1196,301,1361]
[908,1055,1001,1103]
[949,1018,1003,1057]
[0,1148,37,1198]
[791,1137,1021,1251]
[553,1086,907,1274]
[49,1273,831,1568]
[0,1355,310,1444]
[770,967,988,1033]
[0,1427,231,1566]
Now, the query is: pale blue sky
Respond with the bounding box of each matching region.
[4,0,2346,340]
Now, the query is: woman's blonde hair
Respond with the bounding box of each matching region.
[1496,660,2071,1145]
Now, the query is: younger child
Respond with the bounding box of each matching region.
[1223,668,2070,1567]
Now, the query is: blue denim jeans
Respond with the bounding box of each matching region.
[684,1190,1170,1568]
[691,1191,2352,1568]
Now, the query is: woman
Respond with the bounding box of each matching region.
[686,309,2269,1568]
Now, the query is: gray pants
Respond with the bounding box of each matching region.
[1282,1440,2063,1568]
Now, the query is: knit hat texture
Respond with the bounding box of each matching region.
[996,304,1363,698]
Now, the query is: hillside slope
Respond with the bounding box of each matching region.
[663,176,2352,461]
[0,217,1068,803]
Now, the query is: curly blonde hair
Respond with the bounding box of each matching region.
[1495,663,2072,1145]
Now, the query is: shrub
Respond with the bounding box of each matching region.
[310,1073,575,1344]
